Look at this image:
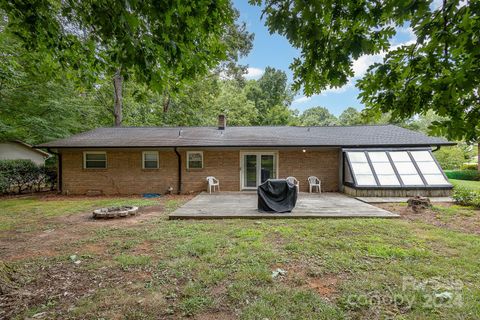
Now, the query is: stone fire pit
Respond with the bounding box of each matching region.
[93,206,139,219]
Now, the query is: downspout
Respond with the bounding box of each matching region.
[47,148,62,193]
[432,145,441,152]
[174,147,182,194]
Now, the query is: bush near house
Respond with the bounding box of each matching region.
[0,159,57,194]
[461,163,478,170]
[445,170,480,181]
[452,187,480,208]
[433,146,470,170]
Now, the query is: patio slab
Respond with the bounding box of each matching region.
[169,192,398,219]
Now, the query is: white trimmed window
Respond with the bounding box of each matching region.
[84,152,107,169]
[142,151,159,169]
[187,151,203,169]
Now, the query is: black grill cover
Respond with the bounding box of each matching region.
[257,179,297,213]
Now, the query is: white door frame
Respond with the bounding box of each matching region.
[239,151,279,190]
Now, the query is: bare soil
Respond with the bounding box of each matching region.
[0,195,192,262]
[376,202,480,235]
[0,195,194,319]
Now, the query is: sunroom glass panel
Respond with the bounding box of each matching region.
[423,174,450,185]
[371,162,395,175]
[416,161,442,175]
[348,152,368,163]
[377,174,400,186]
[368,152,389,162]
[355,174,377,186]
[399,174,424,186]
[351,162,373,175]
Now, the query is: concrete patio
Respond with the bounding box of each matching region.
[169,192,398,219]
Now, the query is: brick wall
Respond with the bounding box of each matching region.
[278,150,339,192]
[180,150,240,193]
[60,149,340,195]
[62,150,178,195]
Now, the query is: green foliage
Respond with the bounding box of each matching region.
[461,163,479,171]
[250,0,401,95]
[0,18,113,143]
[445,170,480,181]
[245,67,296,125]
[213,81,258,126]
[433,146,470,170]
[357,2,480,142]
[252,0,480,141]
[0,159,56,194]
[0,174,8,193]
[299,106,338,126]
[338,107,364,125]
[452,187,480,208]
[1,1,236,92]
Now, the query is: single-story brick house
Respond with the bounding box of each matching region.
[38,116,455,196]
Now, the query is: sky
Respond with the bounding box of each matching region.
[233,1,417,116]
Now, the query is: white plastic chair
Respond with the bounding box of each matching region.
[206,176,220,194]
[286,176,300,193]
[308,176,321,193]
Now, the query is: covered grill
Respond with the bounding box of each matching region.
[257,179,297,213]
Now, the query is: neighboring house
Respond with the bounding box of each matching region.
[0,140,50,166]
[37,115,455,196]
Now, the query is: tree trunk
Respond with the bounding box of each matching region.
[113,69,123,127]
[162,92,170,113]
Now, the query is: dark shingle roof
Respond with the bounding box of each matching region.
[37,125,454,148]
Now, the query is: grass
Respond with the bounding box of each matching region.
[450,179,480,191]
[1,196,479,319]
[0,196,158,232]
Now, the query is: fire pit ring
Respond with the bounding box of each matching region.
[93,206,139,219]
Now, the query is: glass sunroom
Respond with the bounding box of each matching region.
[343,149,452,197]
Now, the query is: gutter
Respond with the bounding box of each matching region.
[47,148,62,193]
[174,147,182,194]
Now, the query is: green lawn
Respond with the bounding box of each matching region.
[1,196,479,319]
[450,179,480,191]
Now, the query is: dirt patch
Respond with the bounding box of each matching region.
[306,274,339,299]
[132,241,154,255]
[0,195,191,262]
[376,202,480,235]
[272,263,345,300]
[0,260,124,319]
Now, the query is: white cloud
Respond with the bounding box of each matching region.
[352,54,385,78]
[293,96,312,104]
[244,67,264,80]
[321,81,355,95]
[350,34,417,79]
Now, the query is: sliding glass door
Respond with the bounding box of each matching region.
[241,152,277,189]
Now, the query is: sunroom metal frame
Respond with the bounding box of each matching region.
[342,148,452,190]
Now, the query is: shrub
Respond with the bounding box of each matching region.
[433,146,469,170]
[42,165,58,191]
[461,163,478,171]
[445,170,480,181]
[452,187,480,208]
[0,159,57,194]
[0,174,8,193]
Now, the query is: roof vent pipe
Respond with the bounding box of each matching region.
[218,114,226,130]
